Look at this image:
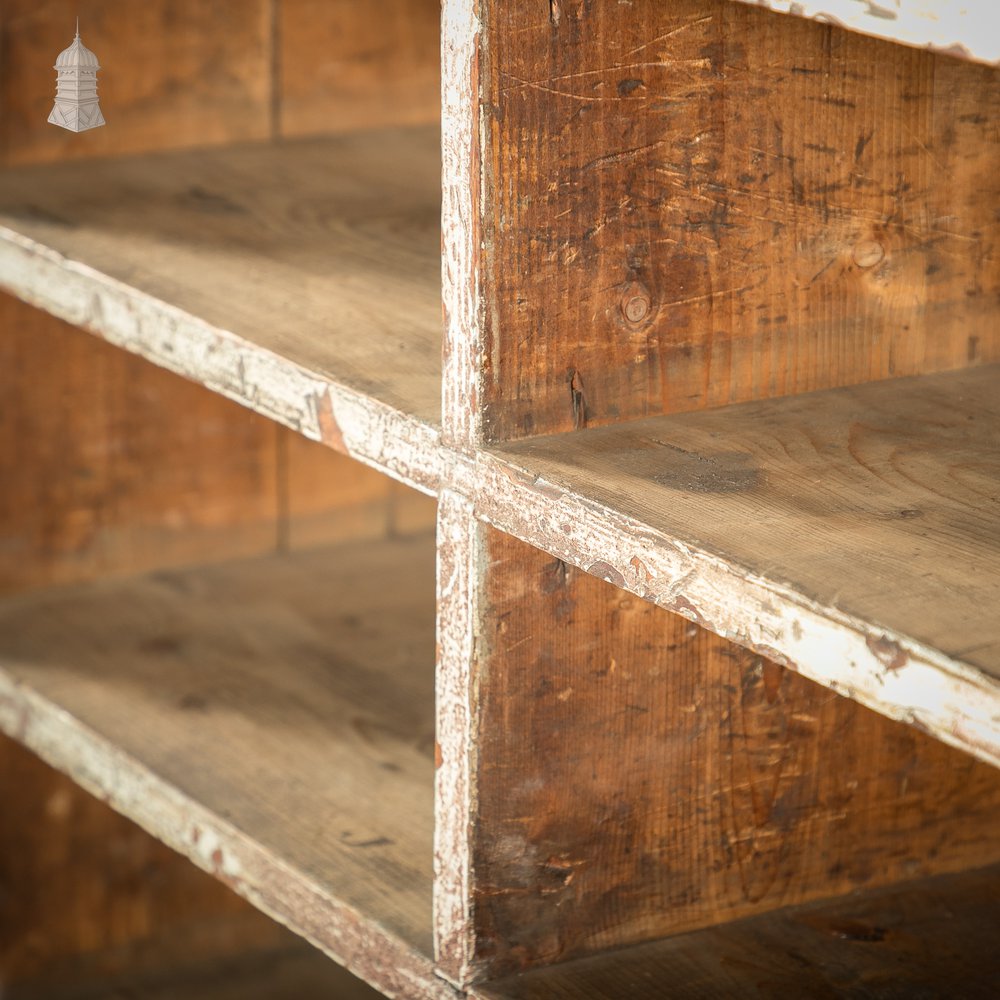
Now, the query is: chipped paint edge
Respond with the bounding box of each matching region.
[471,450,1000,770]
[441,0,484,453]
[434,489,482,986]
[0,226,442,497]
[0,675,457,1000]
[733,0,1000,65]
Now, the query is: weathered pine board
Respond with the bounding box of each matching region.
[0,735,292,989]
[0,128,443,491]
[0,537,450,1000]
[480,364,1000,766]
[280,0,440,138]
[9,944,386,1000]
[0,1,274,167]
[0,294,433,592]
[731,1,1000,65]
[436,522,1000,982]
[476,864,1000,999]
[446,0,1000,443]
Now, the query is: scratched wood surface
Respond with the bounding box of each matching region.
[476,863,1000,999]
[456,525,1000,980]
[0,0,274,167]
[0,536,446,999]
[280,0,440,137]
[0,126,442,444]
[496,365,1000,689]
[468,0,1000,441]
[0,735,293,990]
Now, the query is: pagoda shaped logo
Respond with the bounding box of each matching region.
[48,20,106,132]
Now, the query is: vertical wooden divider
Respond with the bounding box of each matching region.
[437,0,1000,988]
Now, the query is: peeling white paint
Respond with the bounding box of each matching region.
[0,677,456,1000]
[735,0,1000,63]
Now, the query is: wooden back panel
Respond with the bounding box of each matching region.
[439,523,1000,981]
[0,0,440,166]
[461,0,1000,441]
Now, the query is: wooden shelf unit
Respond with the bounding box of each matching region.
[1,1,998,997]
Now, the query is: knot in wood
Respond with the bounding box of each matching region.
[853,240,885,269]
[621,283,652,325]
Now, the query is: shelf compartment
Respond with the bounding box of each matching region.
[0,535,450,999]
[0,125,443,492]
[476,864,1000,998]
[482,365,1000,766]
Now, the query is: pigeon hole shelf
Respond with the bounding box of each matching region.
[0,1,999,997]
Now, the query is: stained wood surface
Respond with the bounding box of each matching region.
[488,365,1000,766]
[0,127,443,489]
[478,864,1000,999]
[0,736,290,988]
[280,0,440,137]
[465,0,1000,441]
[9,945,386,1000]
[0,536,448,999]
[453,524,1000,980]
[731,1,1000,65]
[0,294,435,593]
[0,1,274,167]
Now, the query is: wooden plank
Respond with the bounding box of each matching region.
[280,0,440,137]
[477,864,1000,999]
[463,0,999,441]
[9,944,387,1000]
[481,365,1000,766]
[0,536,451,1000]
[0,127,443,491]
[0,292,282,594]
[458,524,1000,980]
[0,735,293,990]
[0,0,273,167]
[729,1,1000,65]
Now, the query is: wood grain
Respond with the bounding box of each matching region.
[462,525,1000,979]
[9,943,386,1000]
[0,536,447,999]
[0,1,273,167]
[490,365,1000,764]
[0,292,280,593]
[0,736,291,989]
[280,0,440,138]
[0,127,443,488]
[477,864,1000,999]
[469,0,1000,440]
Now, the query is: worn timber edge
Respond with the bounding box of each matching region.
[457,449,1000,770]
[0,675,457,1000]
[730,0,1000,65]
[3,202,998,767]
[0,226,442,497]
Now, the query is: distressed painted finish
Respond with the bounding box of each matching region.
[0,129,443,494]
[0,538,451,1000]
[472,0,999,440]
[442,0,483,452]
[458,524,1000,978]
[434,491,480,985]
[734,1,1000,65]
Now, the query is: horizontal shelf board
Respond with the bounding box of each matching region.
[478,863,1000,998]
[0,535,450,999]
[728,0,1000,65]
[0,127,443,493]
[484,366,1000,765]
[9,943,386,1000]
